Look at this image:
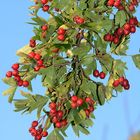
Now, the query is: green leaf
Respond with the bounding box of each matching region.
[77,125,90,135]
[2,78,17,86]
[97,84,106,105]
[132,54,140,70]
[72,124,80,137]
[115,11,127,26]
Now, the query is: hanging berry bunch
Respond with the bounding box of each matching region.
[2,0,140,140]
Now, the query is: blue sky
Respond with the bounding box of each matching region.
[0,1,140,140]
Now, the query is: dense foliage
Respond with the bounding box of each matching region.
[2,0,140,140]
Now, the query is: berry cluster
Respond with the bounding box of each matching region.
[30,39,36,48]
[128,0,138,11]
[73,16,85,24]
[93,70,106,79]
[57,27,66,41]
[41,24,48,38]
[49,102,68,128]
[71,96,95,117]
[112,77,130,90]
[41,0,50,12]
[107,0,124,10]
[6,63,29,87]
[104,17,138,44]
[28,52,45,72]
[29,121,48,140]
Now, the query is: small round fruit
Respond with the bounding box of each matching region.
[71,102,77,109]
[113,37,119,44]
[41,0,48,5]
[42,131,48,137]
[104,33,111,41]
[71,95,78,102]
[49,102,56,109]
[57,34,65,41]
[12,63,19,70]
[34,54,41,61]
[28,52,36,58]
[32,121,38,127]
[113,80,120,87]
[57,110,63,119]
[123,23,131,31]
[99,72,106,79]
[130,26,136,33]
[55,122,61,128]
[42,5,50,12]
[17,80,23,87]
[6,71,12,78]
[37,60,43,66]
[93,70,99,77]
[41,25,48,31]
[57,28,66,35]
[77,98,84,106]
[23,81,29,87]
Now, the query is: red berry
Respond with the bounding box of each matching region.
[117,28,124,35]
[61,119,67,126]
[49,102,56,109]
[52,116,58,123]
[31,129,37,136]
[17,80,23,87]
[29,127,34,133]
[34,65,40,72]
[77,98,84,106]
[42,131,48,137]
[41,25,48,31]
[55,122,61,128]
[34,54,41,61]
[12,63,19,70]
[32,121,38,127]
[104,33,111,41]
[107,0,114,6]
[35,135,42,140]
[85,97,91,103]
[57,110,63,119]
[12,70,19,76]
[42,5,50,12]
[121,79,129,87]
[124,84,130,90]
[88,106,94,112]
[99,72,106,79]
[23,81,29,87]
[41,0,48,5]
[57,28,66,35]
[124,23,131,31]
[28,52,36,58]
[123,29,130,36]
[118,77,125,84]
[37,60,43,66]
[71,102,77,109]
[14,75,21,82]
[85,109,90,117]
[130,26,136,33]
[74,16,85,24]
[6,71,12,78]
[113,80,120,87]
[71,95,78,102]
[93,70,99,77]
[129,4,135,11]
[30,39,36,48]
[114,1,121,7]
[57,35,65,41]
[113,37,119,44]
